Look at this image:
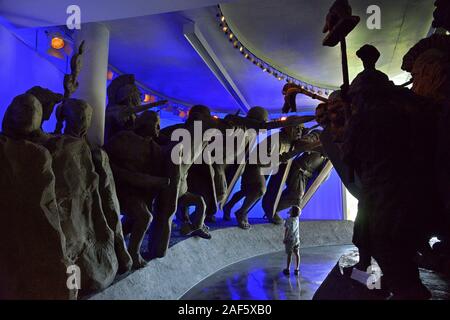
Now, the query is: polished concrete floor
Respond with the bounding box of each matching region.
[181,245,354,300]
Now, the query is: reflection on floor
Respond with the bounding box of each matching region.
[181,245,354,300]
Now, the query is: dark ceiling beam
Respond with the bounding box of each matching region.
[183,22,250,113]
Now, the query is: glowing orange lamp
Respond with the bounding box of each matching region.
[51,37,65,50]
[107,70,114,80]
[144,94,155,103]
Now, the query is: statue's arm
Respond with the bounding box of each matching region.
[279,132,323,162]
[110,162,169,190]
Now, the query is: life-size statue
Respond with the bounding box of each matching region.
[148,106,223,258]
[105,74,167,142]
[0,94,70,299]
[90,144,133,274]
[262,128,325,223]
[342,43,434,299]
[160,105,215,238]
[223,109,303,229]
[401,29,450,274]
[46,98,123,294]
[105,110,170,268]
[105,74,141,141]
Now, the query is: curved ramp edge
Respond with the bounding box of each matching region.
[90,220,354,300]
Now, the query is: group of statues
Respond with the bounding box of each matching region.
[1,0,447,301]
[0,43,322,298]
[311,0,450,299]
[0,43,133,299]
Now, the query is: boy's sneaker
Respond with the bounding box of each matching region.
[283,268,290,275]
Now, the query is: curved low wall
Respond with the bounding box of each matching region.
[90,220,354,300]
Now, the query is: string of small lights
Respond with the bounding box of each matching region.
[216,5,333,98]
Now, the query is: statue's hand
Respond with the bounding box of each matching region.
[156,176,170,187]
[279,153,290,163]
[118,106,134,124]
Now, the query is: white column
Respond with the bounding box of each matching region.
[74,23,109,146]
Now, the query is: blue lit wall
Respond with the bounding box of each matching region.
[219,170,343,221]
[0,24,63,133]
[300,169,343,220]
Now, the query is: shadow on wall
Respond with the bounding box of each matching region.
[0,24,63,133]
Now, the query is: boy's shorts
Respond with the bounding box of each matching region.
[285,243,300,254]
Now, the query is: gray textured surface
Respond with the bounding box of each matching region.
[90,220,353,300]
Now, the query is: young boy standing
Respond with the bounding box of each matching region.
[283,207,301,275]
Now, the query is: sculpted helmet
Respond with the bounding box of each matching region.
[247,106,268,122]
[356,45,380,70]
[107,74,140,106]
[188,105,211,122]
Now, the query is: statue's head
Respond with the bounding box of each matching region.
[2,94,43,139]
[247,106,269,122]
[26,86,63,122]
[356,45,380,70]
[134,110,160,138]
[402,34,450,102]
[55,99,93,138]
[281,117,304,141]
[187,105,211,123]
[107,74,142,107]
[116,84,142,107]
[315,102,329,127]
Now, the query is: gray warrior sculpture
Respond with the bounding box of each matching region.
[105,110,169,268]
[105,74,167,142]
[47,99,121,294]
[160,105,215,239]
[223,110,302,229]
[343,43,433,299]
[262,128,325,224]
[0,94,70,299]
